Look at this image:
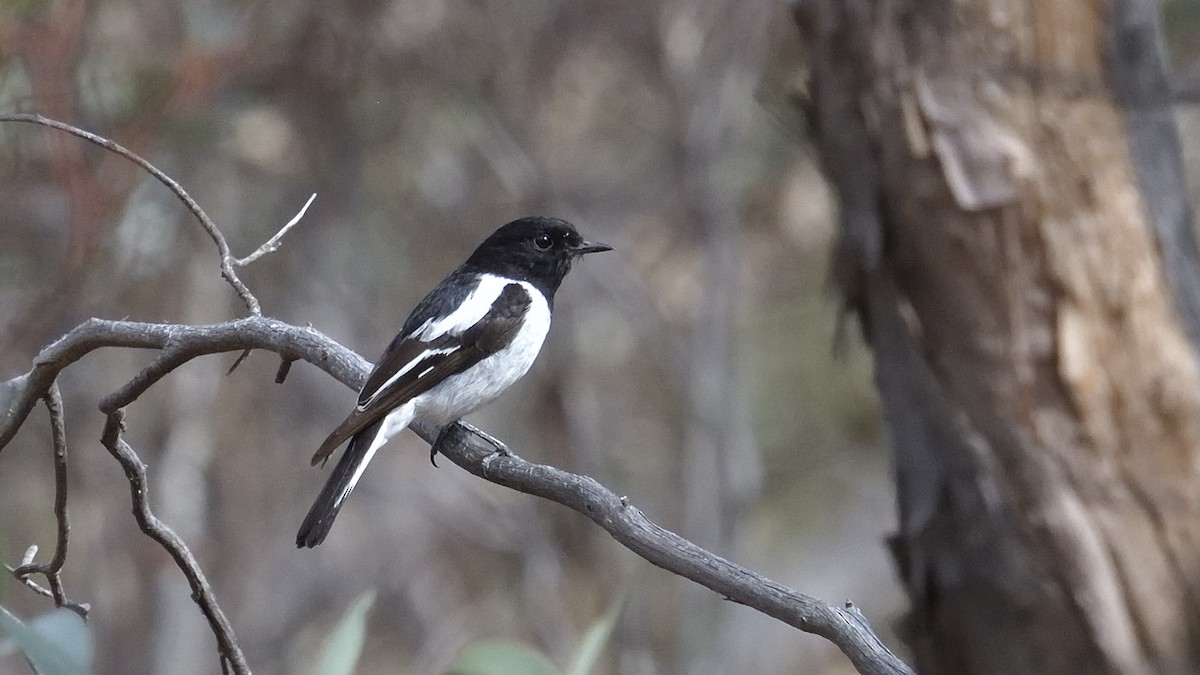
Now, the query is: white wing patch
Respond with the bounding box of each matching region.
[356,345,457,410]
[414,274,511,340]
[357,274,516,411]
[412,280,551,425]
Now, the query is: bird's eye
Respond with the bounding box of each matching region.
[534,234,553,250]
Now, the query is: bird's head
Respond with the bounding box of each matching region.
[466,217,611,295]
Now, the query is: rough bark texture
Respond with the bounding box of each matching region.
[795,0,1200,673]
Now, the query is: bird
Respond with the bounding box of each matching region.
[296,216,611,548]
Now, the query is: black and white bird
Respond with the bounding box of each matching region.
[296,216,611,548]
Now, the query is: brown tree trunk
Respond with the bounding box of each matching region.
[795,1,1200,673]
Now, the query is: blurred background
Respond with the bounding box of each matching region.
[1,1,1197,673]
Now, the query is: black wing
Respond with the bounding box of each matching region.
[309,282,531,465]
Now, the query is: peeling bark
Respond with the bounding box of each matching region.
[796,0,1200,672]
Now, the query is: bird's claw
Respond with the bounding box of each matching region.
[460,421,517,459]
[431,421,518,469]
[430,425,455,467]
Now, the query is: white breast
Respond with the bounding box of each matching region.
[412,280,552,425]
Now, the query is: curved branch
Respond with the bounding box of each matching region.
[427,424,912,675]
[0,316,368,451]
[0,316,912,675]
[0,113,262,315]
[7,384,88,616]
[100,411,249,675]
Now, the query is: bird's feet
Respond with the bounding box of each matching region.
[430,421,518,466]
[431,425,452,466]
[460,421,513,457]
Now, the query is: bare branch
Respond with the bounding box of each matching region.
[226,349,253,376]
[425,424,913,675]
[0,316,367,452]
[274,358,294,384]
[0,315,910,675]
[0,113,262,315]
[5,562,54,599]
[100,410,250,675]
[7,384,89,617]
[232,193,316,267]
[42,385,70,579]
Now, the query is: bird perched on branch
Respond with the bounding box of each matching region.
[297,217,611,547]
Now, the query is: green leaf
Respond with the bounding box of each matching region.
[445,640,561,675]
[0,605,91,675]
[314,590,376,675]
[566,595,625,675]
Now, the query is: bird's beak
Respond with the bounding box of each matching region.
[573,240,613,256]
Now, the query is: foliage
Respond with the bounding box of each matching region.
[445,641,562,675]
[312,590,376,675]
[446,596,624,675]
[0,605,91,675]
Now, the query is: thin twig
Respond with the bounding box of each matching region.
[100,411,250,675]
[0,113,262,315]
[100,349,199,413]
[43,385,70,577]
[225,349,253,376]
[6,563,51,596]
[232,193,316,267]
[5,560,60,605]
[8,384,88,617]
[274,358,294,384]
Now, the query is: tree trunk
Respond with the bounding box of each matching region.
[795,1,1200,673]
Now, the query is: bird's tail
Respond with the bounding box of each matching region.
[296,419,385,548]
